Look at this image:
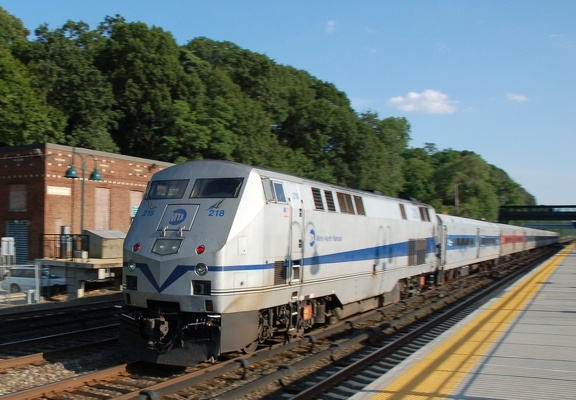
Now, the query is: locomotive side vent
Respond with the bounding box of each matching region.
[274,261,286,285]
[408,239,427,266]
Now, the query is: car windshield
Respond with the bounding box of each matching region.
[41,270,62,279]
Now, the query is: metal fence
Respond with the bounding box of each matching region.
[38,234,89,260]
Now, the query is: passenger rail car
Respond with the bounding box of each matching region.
[436,215,500,278]
[119,160,558,366]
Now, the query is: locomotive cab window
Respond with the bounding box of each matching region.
[273,182,287,203]
[146,179,189,200]
[190,178,243,198]
[262,178,287,203]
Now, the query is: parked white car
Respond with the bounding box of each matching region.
[3,266,67,295]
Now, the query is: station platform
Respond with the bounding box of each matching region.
[351,242,576,400]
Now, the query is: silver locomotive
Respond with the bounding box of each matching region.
[119,160,558,365]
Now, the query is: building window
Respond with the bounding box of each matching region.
[9,184,27,212]
[95,187,111,230]
[130,191,143,218]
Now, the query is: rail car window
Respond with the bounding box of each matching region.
[190,178,243,198]
[311,187,324,210]
[146,179,189,199]
[325,190,336,212]
[481,237,498,246]
[337,192,355,214]
[399,204,407,220]
[455,238,475,246]
[354,196,366,216]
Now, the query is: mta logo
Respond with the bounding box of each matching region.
[169,209,187,225]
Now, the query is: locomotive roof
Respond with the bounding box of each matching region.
[154,159,434,208]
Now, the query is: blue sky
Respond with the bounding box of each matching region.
[2,1,575,205]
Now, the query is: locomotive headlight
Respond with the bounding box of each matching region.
[152,238,183,256]
[195,263,208,276]
[128,260,136,271]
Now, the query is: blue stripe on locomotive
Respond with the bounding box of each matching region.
[128,237,437,293]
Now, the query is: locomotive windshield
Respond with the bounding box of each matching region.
[190,178,244,198]
[146,179,189,199]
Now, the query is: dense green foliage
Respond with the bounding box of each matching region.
[0,9,536,220]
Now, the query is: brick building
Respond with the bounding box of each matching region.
[0,143,173,263]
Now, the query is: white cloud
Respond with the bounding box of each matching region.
[548,33,575,49]
[326,20,337,33]
[435,42,450,52]
[387,89,458,114]
[364,45,378,54]
[506,93,529,102]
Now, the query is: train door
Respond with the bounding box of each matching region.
[289,190,303,284]
[476,228,481,258]
[262,178,291,286]
[439,224,448,267]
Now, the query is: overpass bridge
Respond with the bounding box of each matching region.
[498,205,576,229]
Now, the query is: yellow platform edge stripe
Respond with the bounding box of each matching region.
[371,243,576,400]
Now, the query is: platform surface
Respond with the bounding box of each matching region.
[351,243,576,400]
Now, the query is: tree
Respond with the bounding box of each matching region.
[0,9,539,217]
[19,21,118,151]
[431,150,499,220]
[0,7,28,49]
[360,112,411,195]
[0,46,60,145]
[489,166,536,205]
[400,147,437,204]
[96,20,189,158]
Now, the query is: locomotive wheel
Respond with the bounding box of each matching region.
[241,340,259,354]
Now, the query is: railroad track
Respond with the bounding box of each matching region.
[243,247,560,399]
[0,293,122,342]
[0,247,560,399]
[0,336,119,371]
[0,324,119,366]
